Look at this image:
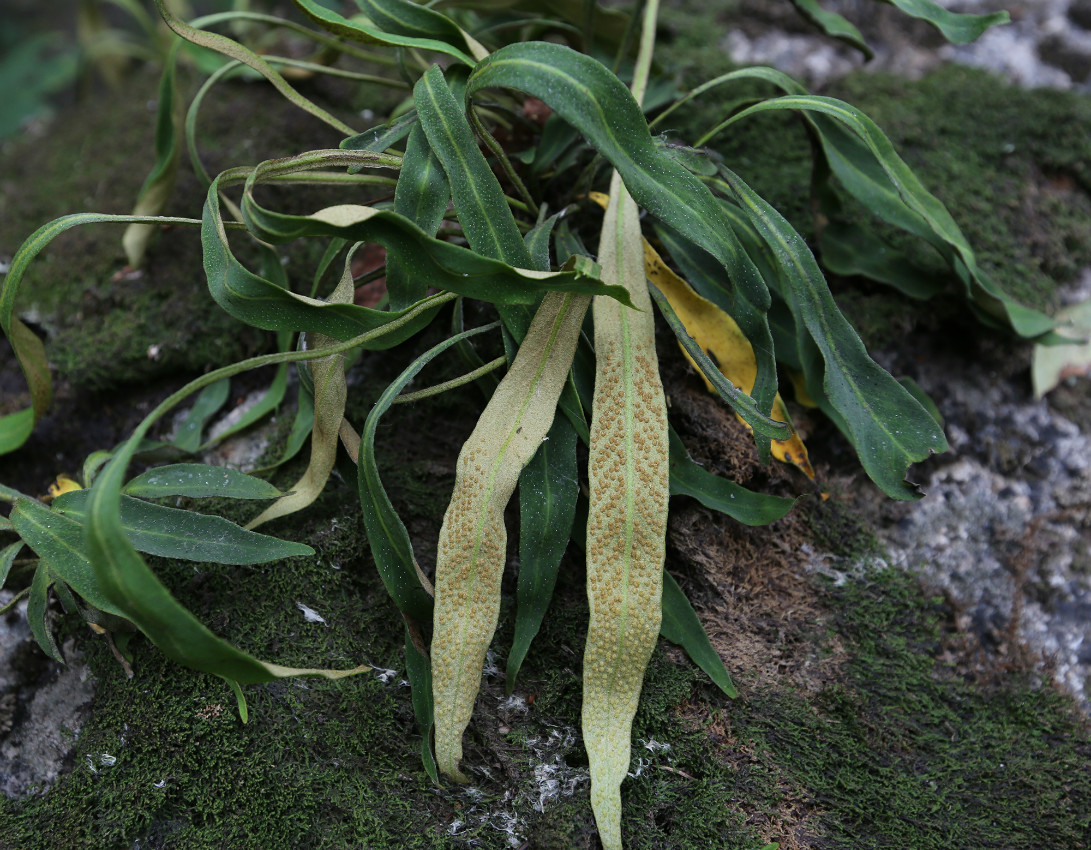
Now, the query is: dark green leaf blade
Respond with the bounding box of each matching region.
[122,464,283,500]
[356,322,498,622]
[172,379,230,453]
[415,64,534,270]
[466,41,780,455]
[28,562,62,663]
[9,499,130,618]
[55,491,313,564]
[882,0,1008,43]
[509,417,578,691]
[668,428,797,526]
[719,167,947,500]
[660,570,736,698]
[388,123,451,308]
[789,0,873,57]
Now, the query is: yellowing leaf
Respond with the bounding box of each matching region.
[588,193,816,482]
[46,474,82,502]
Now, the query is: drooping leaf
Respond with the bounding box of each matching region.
[466,41,780,455]
[431,290,590,781]
[718,167,947,500]
[721,93,1053,339]
[122,464,283,500]
[660,569,737,698]
[246,251,353,530]
[55,490,313,565]
[356,323,499,624]
[172,378,230,453]
[1,212,202,453]
[123,42,183,268]
[292,0,480,66]
[880,0,1009,44]
[28,562,62,662]
[668,428,798,526]
[818,220,945,300]
[508,415,578,691]
[9,499,129,617]
[788,0,872,57]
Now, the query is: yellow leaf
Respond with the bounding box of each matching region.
[45,474,82,502]
[588,193,817,482]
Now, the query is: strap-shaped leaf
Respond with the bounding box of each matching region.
[9,500,129,617]
[668,428,797,526]
[508,416,578,691]
[432,290,590,781]
[465,41,780,451]
[153,0,356,135]
[582,172,668,850]
[722,94,1053,339]
[881,0,1008,43]
[356,322,499,624]
[247,252,353,530]
[28,562,62,662]
[0,213,199,454]
[388,123,451,308]
[789,0,872,57]
[719,167,947,500]
[123,464,283,500]
[415,65,534,270]
[292,0,478,66]
[660,570,736,698]
[54,490,313,564]
[123,42,182,268]
[218,158,629,317]
[172,378,230,453]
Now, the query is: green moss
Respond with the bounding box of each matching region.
[733,569,1091,848]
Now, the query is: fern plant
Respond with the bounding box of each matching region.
[0,0,1053,845]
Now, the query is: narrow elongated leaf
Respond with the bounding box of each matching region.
[354,0,488,60]
[719,167,947,499]
[0,541,22,589]
[172,378,230,453]
[70,297,448,685]
[416,65,533,270]
[1,212,201,453]
[357,324,498,624]
[881,0,1008,43]
[508,416,578,691]
[819,220,945,300]
[123,464,283,500]
[432,290,590,781]
[660,570,736,698]
[28,563,62,662]
[247,253,353,530]
[466,42,780,454]
[581,172,668,850]
[723,94,1053,339]
[55,490,313,564]
[668,428,797,526]
[404,618,439,783]
[123,42,182,268]
[648,282,788,440]
[292,0,477,65]
[789,0,872,57]
[388,123,451,308]
[202,361,290,449]
[207,164,627,335]
[9,499,129,617]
